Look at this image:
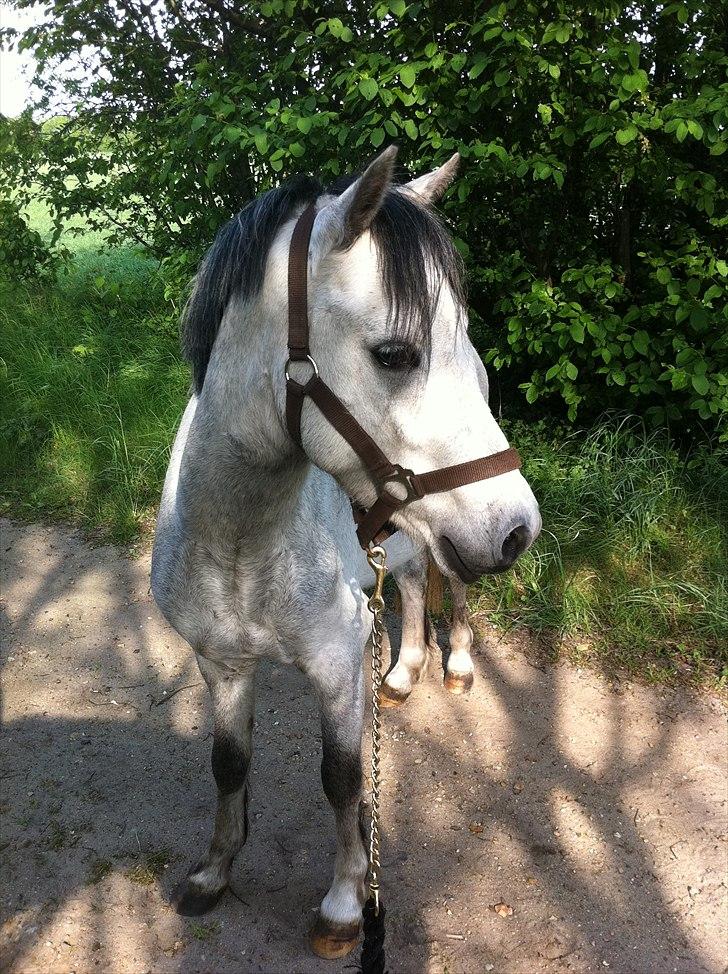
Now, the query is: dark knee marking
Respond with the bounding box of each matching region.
[358,800,368,850]
[321,716,362,813]
[211,734,249,796]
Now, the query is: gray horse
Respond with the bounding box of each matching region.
[151,146,541,959]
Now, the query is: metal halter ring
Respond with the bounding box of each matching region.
[376,464,421,504]
[284,354,319,385]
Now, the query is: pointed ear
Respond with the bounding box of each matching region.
[403,152,460,203]
[311,145,398,260]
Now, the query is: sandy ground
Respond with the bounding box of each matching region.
[1,517,726,974]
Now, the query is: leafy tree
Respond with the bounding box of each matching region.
[2,0,726,429]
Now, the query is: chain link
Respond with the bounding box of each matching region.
[366,544,387,916]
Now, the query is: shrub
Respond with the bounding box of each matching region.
[4,0,726,430]
[0,198,58,280]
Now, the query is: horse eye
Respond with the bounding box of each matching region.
[371,342,420,370]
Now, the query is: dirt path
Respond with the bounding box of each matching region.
[1,518,726,974]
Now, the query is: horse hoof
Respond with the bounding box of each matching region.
[172,877,225,916]
[379,683,410,708]
[309,916,360,959]
[444,671,474,694]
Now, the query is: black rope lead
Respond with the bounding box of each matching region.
[360,895,386,974]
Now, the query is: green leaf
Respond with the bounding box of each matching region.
[525,384,539,403]
[548,63,560,79]
[615,124,638,145]
[569,322,585,343]
[691,374,710,395]
[469,56,488,80]
[358,78,379,101]
[389,0,406,15]
[223,125,243,143]
[487,142,508,163]
[254,132,268,154]
[565,361,578,380]
[494,69,510,87]
[589,132,611,149]
[633,331,650,355]
[622,69,648,94]
[627,40,641,69]
[289,141,305,157]
[404,118,418,140]
[370,127,385,147]
[296,117,313,134]
[399,64,416,89]
[190,115,207,132]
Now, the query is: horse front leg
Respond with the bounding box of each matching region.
[304,654,368,959]
[444,577,475,694]
[381,551,429,707]
[172,654,257,915]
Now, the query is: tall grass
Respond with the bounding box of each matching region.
[474,418,728,686]
[1,245,726,686]
[0,248,189,540]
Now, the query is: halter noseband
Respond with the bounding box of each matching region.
[285,203,522,550]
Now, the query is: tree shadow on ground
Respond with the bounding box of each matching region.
[1,519,725,973]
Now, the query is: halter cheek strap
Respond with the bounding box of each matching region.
[285,203,522,550]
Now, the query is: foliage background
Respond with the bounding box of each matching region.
[2,0,727,430]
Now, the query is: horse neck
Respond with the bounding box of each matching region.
[186,295,311,544]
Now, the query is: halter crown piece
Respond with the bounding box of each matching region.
[285,203,522,550]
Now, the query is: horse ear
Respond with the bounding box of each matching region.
[403,152,460,203]
[312,145,398,259]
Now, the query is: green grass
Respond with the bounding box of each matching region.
[0,247,189,540]
[1,243,726,687]
[473,418,728,687]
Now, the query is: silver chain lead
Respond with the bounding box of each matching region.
[366,544,387,916]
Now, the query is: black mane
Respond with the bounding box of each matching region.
[182,171,465,393]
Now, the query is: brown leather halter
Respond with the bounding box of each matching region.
[285,203,522,550]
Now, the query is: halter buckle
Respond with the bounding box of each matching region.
[376,464,421,504]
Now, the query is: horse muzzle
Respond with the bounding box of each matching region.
[438,509,542,582]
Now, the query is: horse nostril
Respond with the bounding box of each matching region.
[501,524,530,566]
